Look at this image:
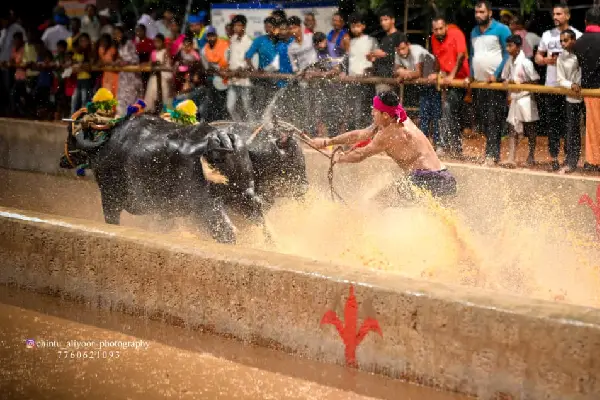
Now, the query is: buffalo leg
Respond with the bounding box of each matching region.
[197,197,236,244]
[96,172,124,225]
[100,192,122,225]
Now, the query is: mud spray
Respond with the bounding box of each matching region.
[169,173,600,309]
[1,168,599,309]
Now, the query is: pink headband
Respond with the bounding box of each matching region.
[373,96,408,123]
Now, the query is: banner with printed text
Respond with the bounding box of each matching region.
[210,2,339,39]
[58,0,97,17]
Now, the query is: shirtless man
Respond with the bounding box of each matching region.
[310,91,457,199]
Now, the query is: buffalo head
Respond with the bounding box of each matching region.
[189,125,265,224]
[246,122,309,207]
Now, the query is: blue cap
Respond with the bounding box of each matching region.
[198,11,207,21]
[54,14,69,25]
[188,14,201,24]
[206,26,216,35]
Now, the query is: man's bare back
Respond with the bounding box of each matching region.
[382,117,444,172]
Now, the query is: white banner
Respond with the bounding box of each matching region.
[210,2,339,40]
[59,0,97,17]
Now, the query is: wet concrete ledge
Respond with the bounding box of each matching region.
[0,206,599,399]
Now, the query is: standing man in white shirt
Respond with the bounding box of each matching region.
[556,29,583,174]
[287,16,317,72]
[226,15,254,122]
[137,7,159,40]
[42,14,71,54]
[535,4,582,171]
[81,4,100,43]
[346,12,378,130]
[287,15,317,130]
[98,9,114,37]
[0,10,25,116]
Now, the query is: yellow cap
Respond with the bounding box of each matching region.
[92,88,115,103]
[500,9,514,17]
[175,100,198,117]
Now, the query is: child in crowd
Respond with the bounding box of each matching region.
[174,35,201,94]
[306,32,343,137]
[135,24,154,87]
[501,34,540,167]
[10,32,27,117]
[71,33,94,113]
[557,29,583,174]
[63,52,78,114]
[34,49,54,120]
[53,40,70,119]
[145,34,173,112]
[23,32,40,97]
[97,33,118,96]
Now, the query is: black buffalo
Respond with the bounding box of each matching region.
[211,120,308,210]
[65,114,265,244]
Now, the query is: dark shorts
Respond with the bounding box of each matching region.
[402,168,457,198]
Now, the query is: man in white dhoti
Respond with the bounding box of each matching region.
[501,34,540,167]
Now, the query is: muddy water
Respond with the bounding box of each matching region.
[1,168,600,308]
[0,286,469,400]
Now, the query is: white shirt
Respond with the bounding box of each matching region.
[501,50,540,99]
[137,14,159,39]
[502,50,540,132]
[348,35,377,76]
[81,15,101,42]
[228,34,253,87]
[0,23,25,62]
[288,33,317,72]
[100,24,114,37]
[42,25,71,54]
[394,44,437,77]
[557,50,582,103]
[156,20,171,38]
[525,32,541,51]
[538,26,582,86]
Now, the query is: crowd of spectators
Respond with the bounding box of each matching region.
[0,2,599,173]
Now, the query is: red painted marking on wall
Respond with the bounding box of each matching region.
[579,184,600,240]
[320,285,382,368]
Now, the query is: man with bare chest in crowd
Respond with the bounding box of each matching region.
[310,91,457,199]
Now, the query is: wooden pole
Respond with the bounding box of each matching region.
[3,63,600,98]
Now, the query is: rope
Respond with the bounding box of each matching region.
[63,141,75,168]
[328,146,347,204]
[209,118,347,204]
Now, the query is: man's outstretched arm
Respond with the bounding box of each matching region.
[311,125,376,149]
[336,126,392,163]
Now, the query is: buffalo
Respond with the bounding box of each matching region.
[65,114,265,243]
[62,114,308,244]
[210,120,309,210]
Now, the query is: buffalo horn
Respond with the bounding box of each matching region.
[74,131,106,150]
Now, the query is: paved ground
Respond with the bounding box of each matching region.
[447,134,599,176]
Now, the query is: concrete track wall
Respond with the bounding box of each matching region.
[1,207,600,399]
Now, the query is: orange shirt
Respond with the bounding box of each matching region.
[202,38,229,70]
[431,25,470,79]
